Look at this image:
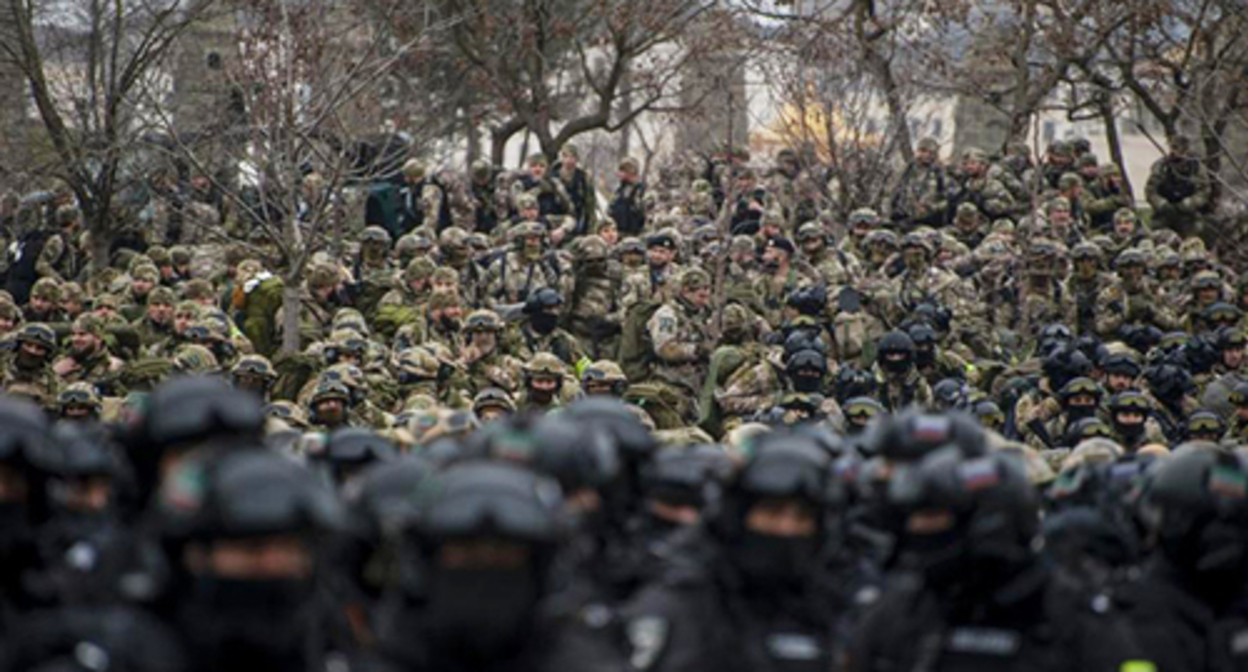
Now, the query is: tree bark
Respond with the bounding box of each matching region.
[280,282,301,355]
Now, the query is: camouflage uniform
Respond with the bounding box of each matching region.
[796,222,859,292]
[53,314,125,395]
[2,323,61,408]
[891,234,986,352]
[1095,248,1180,337]
[460,309,524,395]
[1061,242,1114,336]
[646,268,716,423]
[1145,138,1212,239]
[950,148,1016,221]
[890,137,949,229]
[1085,163,1133,231]
[481,222,569,305]
[564,235,625,360]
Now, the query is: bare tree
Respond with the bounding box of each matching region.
[147,0,441,354]
[1,0,219,269]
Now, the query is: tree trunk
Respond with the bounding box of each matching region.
[1099,95,1132,198]
[280,282,301,355]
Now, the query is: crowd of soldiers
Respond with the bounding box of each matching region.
[0,131,1244,670]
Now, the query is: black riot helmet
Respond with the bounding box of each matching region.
[310,428,398,487]
[710,430,839,589]
[887,447,1041,594]
[1137,449,1248,606]
[863,409,988,463]
[785,348,827,394]
[833,365,878,404]
[877,330,916,375]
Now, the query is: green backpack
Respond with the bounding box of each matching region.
[617,300,663,383]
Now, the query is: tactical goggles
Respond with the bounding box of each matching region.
[58,389,97,406]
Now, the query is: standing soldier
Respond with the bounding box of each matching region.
[467,159,501,235]
[609,157,647,237]
[512,153,572,219]
[949,147,1016,222]
[1146,135,1212,239]
[891,137,949,229]
[645,268,716,424]
[1086,163,1133,232]
[555,145,598,237]
[565,235,624,360]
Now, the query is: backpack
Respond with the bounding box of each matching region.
[617,299,663,383]
[242,277,285,358]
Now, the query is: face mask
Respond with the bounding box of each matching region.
[180,577,314,670]
[790,371,822,393]
[1066,404,1096,421]
[439,316,461,332]
[1115,421,1144,442]
[15,351,45,371]
[426,568,539,661]
[529,383,558,405]
[882,356,912,375]
[763,259,781,273]
[530,312,559,335]
[734,530,819,591]
[914,348,935,369]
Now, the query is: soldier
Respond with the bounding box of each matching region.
[1062,241,1112,336]
[2,323,60,407]
[422,289,467,353]
[581,360,629,397]
[512,153,572,219]
[892,233,984,351]
[24,278,65,323]
[891,136,949,229]
[228,354,277,402]
[55,381,102,422]
[796,221,858,291]
[752,237,817,328]
[950,147,1016,221]
[58,281,86,320]
[646,268,716,424]
[555,145,598,237]
[609,157,647,237]
[481,221,568,305]
[1107,389,1166,452]
[909,322,969,385]
[1014,238,1069,336]
[514,287,587,370]
[1056,172,1091,231]
[374,256,437,340]
[287,264,345,346]
[353,225,394,288]
[701,303,777,435]
[1095,248,1179,338]
[949,202,988,249]
[875,330,933,411]
[516,352,573,413]
[460,309,524,395]
[52,314,125,394]
[467,159,501,235]
[1146,135,1212,239]
[512,192,577,247]
[231,258,284,358]
[119,265,161,322]
[394,159,452,234]
[566,235,624,360]
[436,226,484,298]
[1086,162,1132,231]
[620,229,682,311]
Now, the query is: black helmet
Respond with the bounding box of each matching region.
[711,431,838,543]
[522,287,563,315]
[0,395,53,467]
[907,323,937,348]
[1102,352,1142,378]
[785,348,827,394]
[877,330,915,374]
[1120,324,1163,354]
[641,444,735,510]
[1144,364,1194,402]
[931,378,969,411]
[486,414,621,498]
[14,323,57,353]
[1229,380,1248,408]
[972,399,1005,432]
[137,376,265,451]
[561,397,659,465]
[785,285,826,317]
[158,449,345,541]
[411,460,565,548]
[833,366,878,404]
[887,447,1040,589]
[310,428,398,485]
[1137,449,1248,602]
[864,409,987,462]
[782,329,827,360]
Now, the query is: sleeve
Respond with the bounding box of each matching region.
[35,235,65,281]
[649,306,694,363]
